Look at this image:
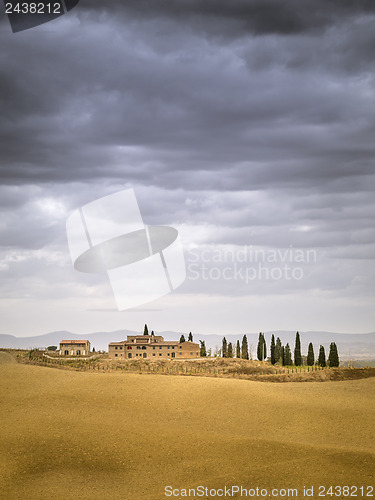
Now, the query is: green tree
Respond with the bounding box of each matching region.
[318,345,326,367]
[199,340,207,357]
[262,334,267,360]
[143,324,149,335]
[275,337,282,363]
[281,346,286,366]
[257,333,267,361]
[270,334,276,365]
[257,333,264,361]
[179,334,186,343]
[227,342,233,358]
[241,334,249,360]
[236,340,241,358]
[222,337,227,358]
[307,342,314,366]
[47,346,57,351]
[294,331,302,366]
[188,332,193,342]
[328,342,339,367]
[284,343,292,365]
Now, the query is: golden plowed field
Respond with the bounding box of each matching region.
[0,352,374,499]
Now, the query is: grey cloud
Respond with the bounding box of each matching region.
[0,0,374,334]
[83,0,375,36]
[1,5,375,195]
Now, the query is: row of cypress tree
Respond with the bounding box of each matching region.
[265,331,339,367]
[222,335,249,359]
[221,331,339,367]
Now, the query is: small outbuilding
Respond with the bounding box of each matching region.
[59,340,91,356]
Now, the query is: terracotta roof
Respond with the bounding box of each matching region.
[60,340,90,344]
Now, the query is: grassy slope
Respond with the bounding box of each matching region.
[0,353,374,500]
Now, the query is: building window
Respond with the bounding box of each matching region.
[128,353,132,359]
[115,346,118,349]
[64,350,68,355]
[127,346,132,350]
[168,353,170,356]
[153,354,155,356]
[119,346,122,349]
[190,352,193,355]
[142,346,146,350]
[153,346,155,350]
[179,352,182,355]
[159,354,162,356]
[115,354,118,357]
[77,350,81,355]
[172,346,175,349]
[180,346,182,349]
[159,346,162,349]
[167,346,170,349]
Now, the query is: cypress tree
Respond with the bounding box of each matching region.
[281,346,285,366]
[328,342,339,367]
[242,334,249,360]
[294,331,302,366]
[284,343,292,365]
[143,324,149,335]
[275,337,282,363]
[179,334,185,343]
[263,334,267,360]
[318,345,326,367]
[227,342,233,358]
[270,334,276,365]
[222,337,227,358]
[199,340,207,357]
[236,340,241,358]
[257,333,263,361]
[307,342,314,366]
[188,332,193,342]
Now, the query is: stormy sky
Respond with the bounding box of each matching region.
[0,0,374,337]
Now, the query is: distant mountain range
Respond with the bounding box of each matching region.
[1,330,374,360]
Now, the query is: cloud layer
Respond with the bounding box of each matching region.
[0,1,374,335]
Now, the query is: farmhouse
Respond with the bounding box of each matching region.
[59,340,91,356]
[109,334,200,360]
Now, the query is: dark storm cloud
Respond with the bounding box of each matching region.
[0,1,375,336]
[1,1,375,193]
[84,0,375,36]
[0,0,374,250]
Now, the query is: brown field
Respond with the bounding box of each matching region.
[0,351,374,500]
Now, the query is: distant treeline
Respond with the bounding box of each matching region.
[218,332,339,367]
